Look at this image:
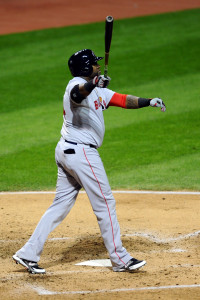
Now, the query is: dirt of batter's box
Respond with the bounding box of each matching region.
[0,193,200,299]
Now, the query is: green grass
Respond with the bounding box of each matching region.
[0,9,200,191]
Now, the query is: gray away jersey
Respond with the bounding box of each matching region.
[61,77,115,148]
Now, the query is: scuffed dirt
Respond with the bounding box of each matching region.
[0,192,200,299]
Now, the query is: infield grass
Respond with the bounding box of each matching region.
[0,9,200,191]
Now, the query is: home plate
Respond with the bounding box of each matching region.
[75,259,112,267]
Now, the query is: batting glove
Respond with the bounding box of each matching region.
[150,98,166,112]
[93,75,111,88]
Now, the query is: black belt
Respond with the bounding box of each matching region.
[65,140,97,149]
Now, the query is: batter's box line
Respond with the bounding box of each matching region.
[1,190,200,195]
[122,230,200,243]
[1,230,199,244]
[2,265,200,282]
[48,230,200,244]
[0,269,109,282]
[28,283,200,295]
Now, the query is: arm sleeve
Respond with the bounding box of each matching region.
[67,78,87,104]
[70,84,85,103]
[109,93,127,108]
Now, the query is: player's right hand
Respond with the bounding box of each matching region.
[93,75,111,88]
[150,98,166,112]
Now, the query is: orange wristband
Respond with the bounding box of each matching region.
[109,93,127,108]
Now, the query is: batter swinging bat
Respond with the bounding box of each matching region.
[104,16,114,78]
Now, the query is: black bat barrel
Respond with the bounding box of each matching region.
[105,16,113,53]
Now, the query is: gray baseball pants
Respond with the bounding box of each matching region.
[16,138,132,270]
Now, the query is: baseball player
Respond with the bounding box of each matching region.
[13,49,166,274]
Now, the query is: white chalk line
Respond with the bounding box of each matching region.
[123,230,200,243]
[172,264,200,268]
[0,236,77,243]
[113,191,200,195]
[0,269,109,282]
[1,190,200,195]
[29,283,200,295]
[2,264,200,282]
[48,237,72,241]
[47,230,200,244]
[0,237,74,243]
[152,248,187,253]
[1,230,199,244]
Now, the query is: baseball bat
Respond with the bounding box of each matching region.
[104,15,114,78]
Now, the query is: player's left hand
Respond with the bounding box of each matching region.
[150,98,166,112]
[93,75,111,88]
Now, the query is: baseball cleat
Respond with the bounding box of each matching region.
[12,254,46,274]
[116,258,146,272]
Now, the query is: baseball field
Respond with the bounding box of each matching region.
[0,1,200,299]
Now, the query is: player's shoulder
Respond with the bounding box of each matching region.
[68,77,86,86]
[66,77,86,94]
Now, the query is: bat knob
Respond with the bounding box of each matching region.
[106,16,113,22]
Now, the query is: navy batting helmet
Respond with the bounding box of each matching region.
[68,49,103,77]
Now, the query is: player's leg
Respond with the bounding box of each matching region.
[14,160,81,264]
[73,145,133,270]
